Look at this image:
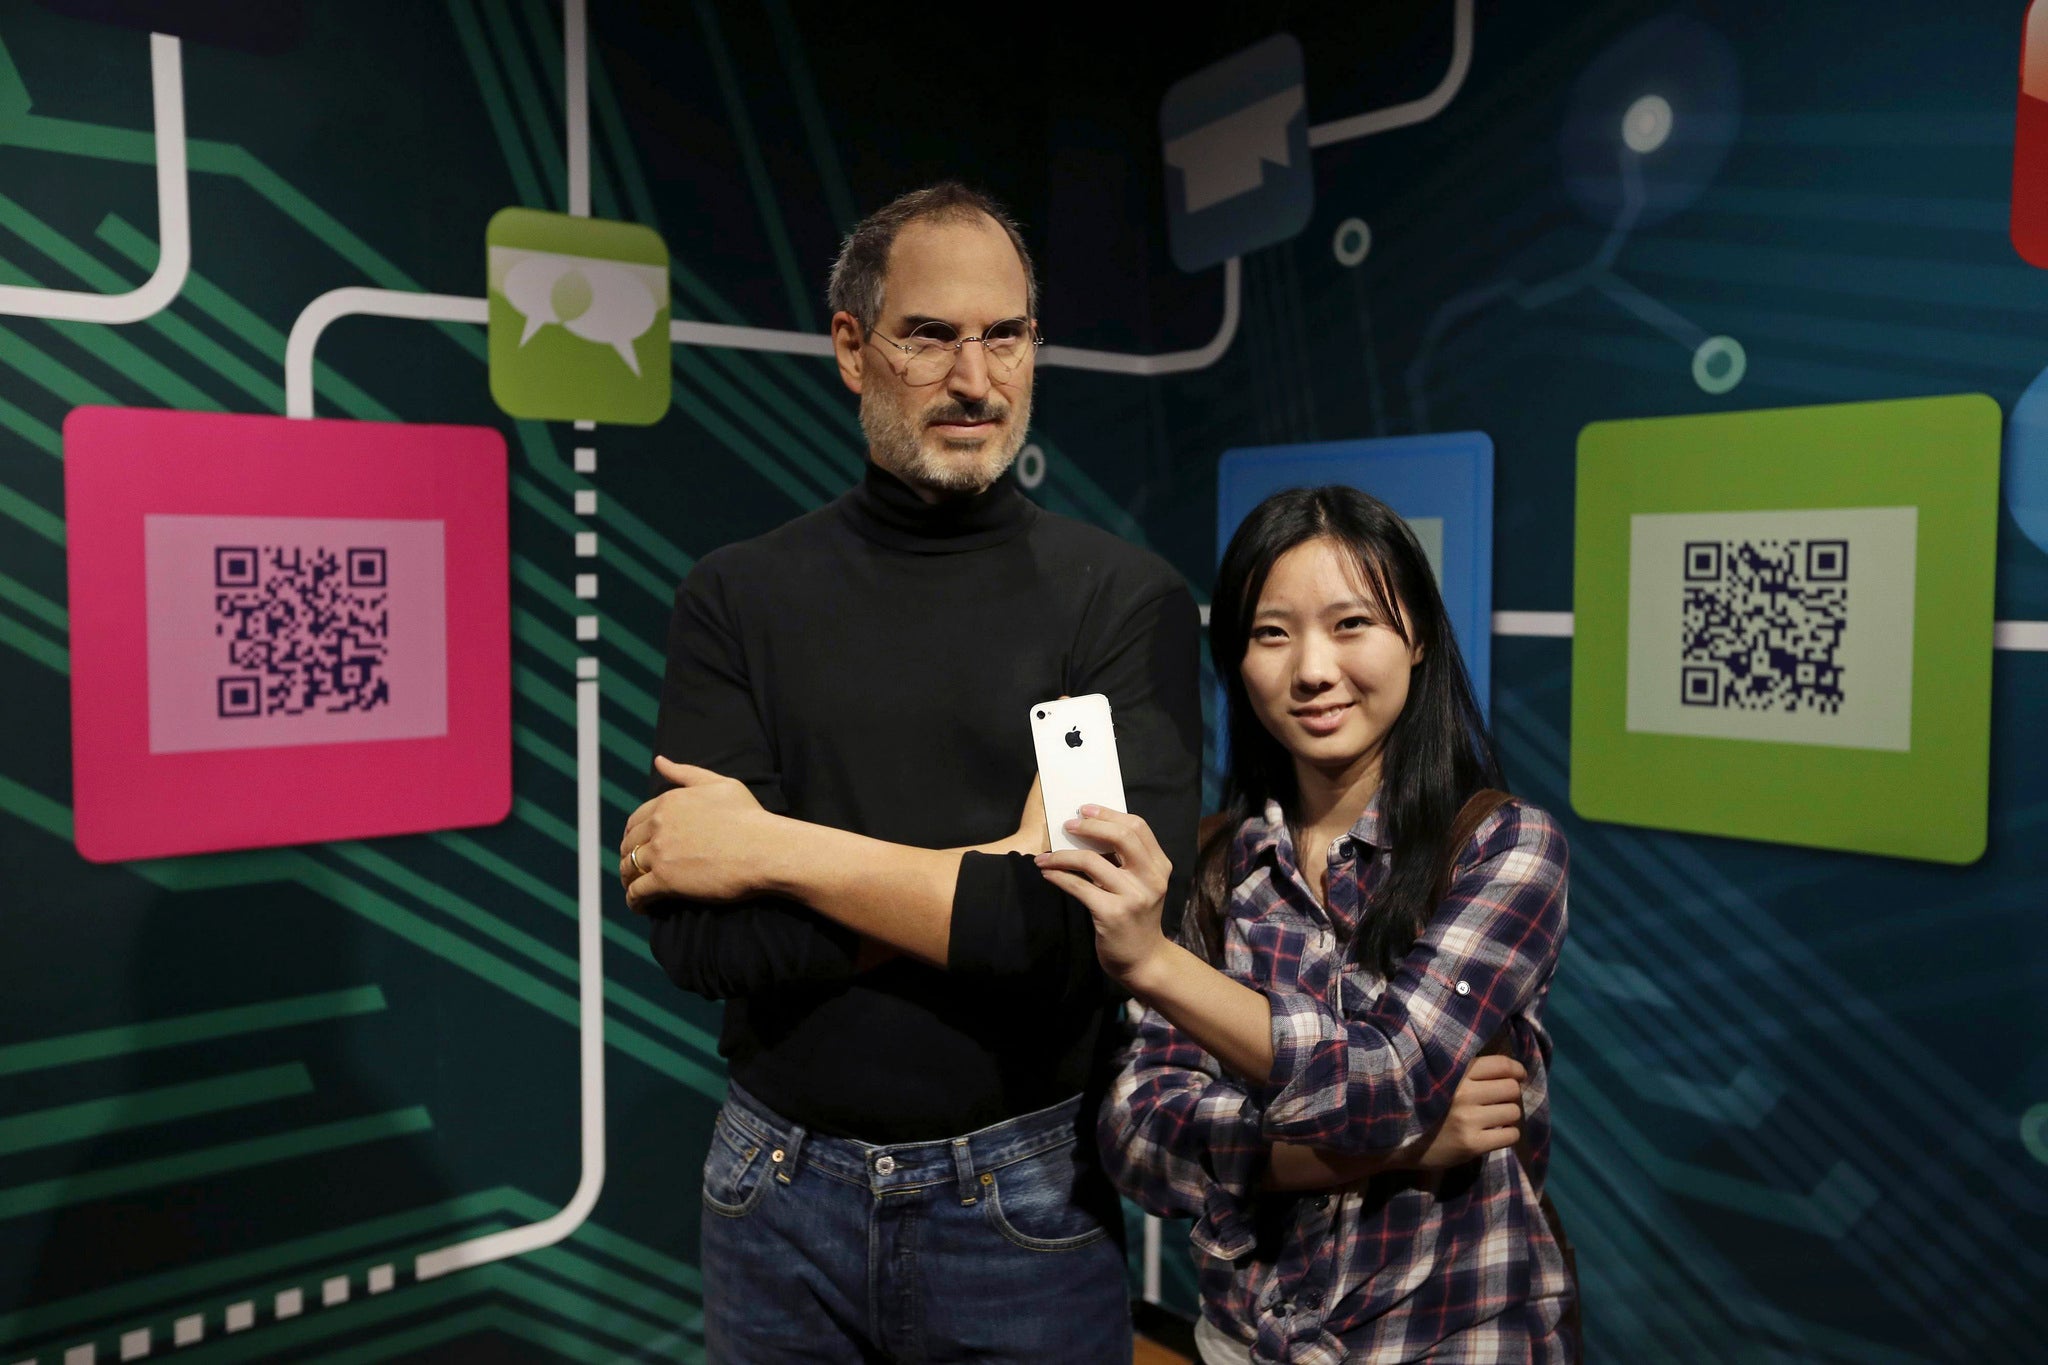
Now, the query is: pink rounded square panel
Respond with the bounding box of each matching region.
[64,408,511,862]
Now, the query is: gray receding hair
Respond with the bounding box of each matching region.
[826,181,1040,332]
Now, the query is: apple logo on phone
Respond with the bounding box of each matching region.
[1065,727,1083,748]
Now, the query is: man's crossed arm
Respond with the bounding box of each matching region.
[622,756,1043,969]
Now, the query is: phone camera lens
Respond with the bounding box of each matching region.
[1035,710,1046,719]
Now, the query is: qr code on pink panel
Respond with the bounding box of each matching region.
[65,408,510,863]
[145,515,448,754]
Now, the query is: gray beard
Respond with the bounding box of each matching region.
[859,386,1032,497]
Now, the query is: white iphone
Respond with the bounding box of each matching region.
[1028,694,1128,853]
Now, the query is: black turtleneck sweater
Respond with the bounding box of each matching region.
[645,463,1201,1142]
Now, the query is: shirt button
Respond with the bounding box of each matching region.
[770,1148,785,1164]
[1455,980,1472,996]
[874,1155,896,1175]
[1302,1291,1321,1310]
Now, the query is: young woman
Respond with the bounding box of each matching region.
[1037,487,1575,1363]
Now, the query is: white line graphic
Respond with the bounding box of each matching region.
[1308,0,1474,148]
[670,317,833,355]
[416,0,609,1280]
[1494,611,1576,637]
[287,254,1245,407]
[0,34,189,324]
[664,255,1243,376]
[1042,258,1242,377]
[564,0,590,219]
[1488,611,2046,653]
[284,289,488,419]
[415,675,607,1279]
[1995,620,2048,651]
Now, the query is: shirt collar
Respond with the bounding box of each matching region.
[1235,791,1389,870]
[1235,799,1289,870]
[1347,791,1388,850]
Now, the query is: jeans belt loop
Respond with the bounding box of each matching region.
[950,1135,979,1206]
[773,1118,807,1185]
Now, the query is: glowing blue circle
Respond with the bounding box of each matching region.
[2006,366,2048,556]
[1623,95,1674,154]
[1561,16,1741,230]
[1691,335,1746,395]
[2023,1102,2048,1166]
[1016,442,1047,489]
[1332,218,1372,268]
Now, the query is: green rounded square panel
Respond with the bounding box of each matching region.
[485,208,671,426]
[1571,394,2001,863]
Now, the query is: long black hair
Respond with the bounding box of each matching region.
[1183,486,1505,977]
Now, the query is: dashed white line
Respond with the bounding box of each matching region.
[44,1261,435,1365]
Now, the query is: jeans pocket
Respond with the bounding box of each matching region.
[701,1111,773,1219]
[982,1138,1111,1252]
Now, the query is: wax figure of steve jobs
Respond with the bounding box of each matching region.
[620,181,1202,1362]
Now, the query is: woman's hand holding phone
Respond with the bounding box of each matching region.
[1039,808,1277,1084]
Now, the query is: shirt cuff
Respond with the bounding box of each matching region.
[1188,1086,1267,1261]
[1257,988,1342,1135]
[949,850,1065,977]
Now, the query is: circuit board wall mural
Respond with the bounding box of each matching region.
[1,2,2044,1362]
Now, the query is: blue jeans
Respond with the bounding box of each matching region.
[700,1083,1132,1363]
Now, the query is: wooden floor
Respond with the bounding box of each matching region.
[1133,1337,1192,1365]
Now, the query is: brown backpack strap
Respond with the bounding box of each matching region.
[1433,788,1513,905]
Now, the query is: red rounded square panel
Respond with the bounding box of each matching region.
[64,407,511,862]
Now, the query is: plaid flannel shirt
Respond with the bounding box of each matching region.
[1100,795,1574,1364]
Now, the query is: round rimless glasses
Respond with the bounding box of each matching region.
[865,316,1043,387]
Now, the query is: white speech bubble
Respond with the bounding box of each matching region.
[490,247,664,376]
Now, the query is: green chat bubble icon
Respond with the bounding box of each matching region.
[486,208,670,425]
